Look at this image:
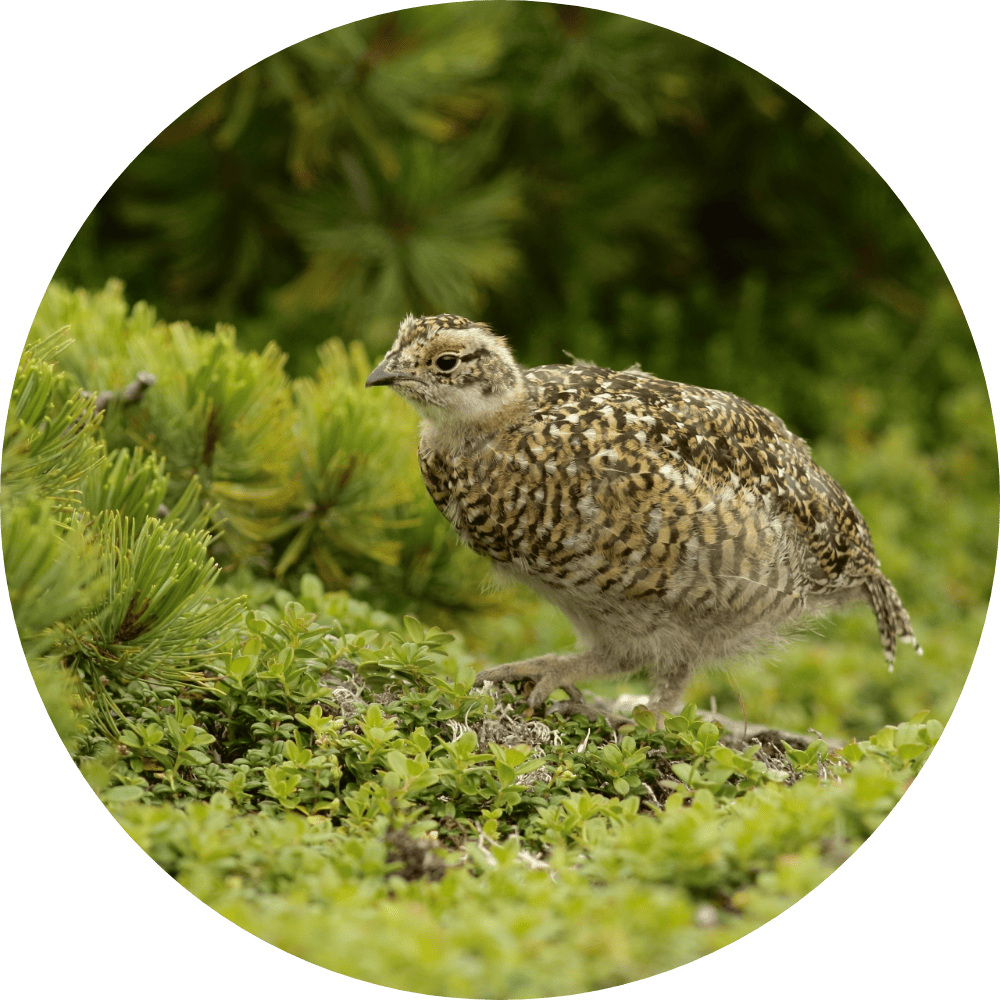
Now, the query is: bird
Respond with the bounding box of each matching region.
[365,313,921,722]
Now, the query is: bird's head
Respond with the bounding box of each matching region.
[365,314,526,430]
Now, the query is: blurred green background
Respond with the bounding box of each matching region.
[50,3,995,735]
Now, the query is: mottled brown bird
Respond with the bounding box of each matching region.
[366,314,921,719]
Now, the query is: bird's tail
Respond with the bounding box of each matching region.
[865,572,922,669]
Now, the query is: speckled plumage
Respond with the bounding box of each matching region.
[366,314,921,716]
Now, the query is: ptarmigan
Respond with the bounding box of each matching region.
[366,313,920,719]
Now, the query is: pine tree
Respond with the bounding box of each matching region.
[55,4,975,460]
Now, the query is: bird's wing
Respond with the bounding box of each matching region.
[527,366,882,588]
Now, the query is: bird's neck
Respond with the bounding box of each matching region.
[418,377,533,454]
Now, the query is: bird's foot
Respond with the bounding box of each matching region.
[474,655,578,710]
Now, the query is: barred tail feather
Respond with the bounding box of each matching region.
[865,573,923,668]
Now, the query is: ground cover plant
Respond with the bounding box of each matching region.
[5,281,991,996]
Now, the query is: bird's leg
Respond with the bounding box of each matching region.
[475,651,607,710]
[645,662,696,719]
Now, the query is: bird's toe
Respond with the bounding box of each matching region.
[526,675,563,709]
[474,663,532,687]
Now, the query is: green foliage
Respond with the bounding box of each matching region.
[96,703,936,996]
[80,585,939,994]
[80,446,207,532]
[3,336,107,750]
[4,330,105,507]
[3,497,102,657]
[28,281,497,624]
[57,5,982,460]
[278,339,413,579]
[4,328,244,742]
[81,512,240,672]
[6,293,974,993]
[76,588,943,891]
[8,6,994,992]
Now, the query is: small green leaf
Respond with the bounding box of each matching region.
[871,727,896,750]
[104,785,145,803]
[632,705,657,730]
[245,612,268,634]
[403,616,425,644]
[923,719,944,744]
[514,759,547,777]
[386,750,409,778]
[672,762,693,785]
[228,655,253,681]
[495,761,515,787]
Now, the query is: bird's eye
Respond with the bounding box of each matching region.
[435,354,459,372]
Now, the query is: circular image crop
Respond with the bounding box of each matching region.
[5,3,995,996]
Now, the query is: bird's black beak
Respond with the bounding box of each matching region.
[365,361,397,388]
